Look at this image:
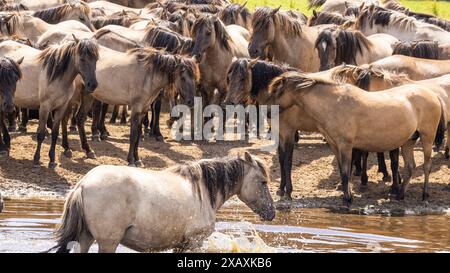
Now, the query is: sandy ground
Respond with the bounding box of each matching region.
[1,112,450,215]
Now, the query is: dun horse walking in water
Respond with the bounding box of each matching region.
[47,153,275,253]
[0,56,22,157]
[269,72,445,204]
[315,27,397,71]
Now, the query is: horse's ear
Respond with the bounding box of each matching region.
[4,14,14,23]
[244,151,254,164]
[16,56,24,65]
[72,34,80,43]
[271,6,281,16]
[360,2,366,11]
[122,10,127,16]
[239,1,248,10]
[368,4,375,13]
[344,1,349,9]
[26,39,33,47]
[312,10,318,18]
[249,57,259,67]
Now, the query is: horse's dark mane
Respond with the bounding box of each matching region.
[38,39,99,83]
[250,60,296,99]
[33,1,91,24]
[219,3,251,27]
[147,1,221,14]
[0,12,22,36]
[192,15,230,50]
[252,7,302,36]
[92,17,131,29]
[170,155,267,208]
[144,26,185,53]
[0,56,22,87]
[129,47,199,83]
[269,71,334,98]
[315,28,372,65]
[308,11,353,26]
[393,40,440,59]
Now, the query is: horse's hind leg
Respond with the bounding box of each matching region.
[78,231,94,253]
[421,136,434,201]
[128,110,145,167]
[99,102,109,140]
[377,152,390,182]
[69,106,77,132]
[97,241,120,253]
[109,105,119,124]
[337,146,353,206]
[360,151,369,186]
[149,96,163,141]
[398,140,416,200]
[7,110,17,132]
[19,108,28,133]
[444,126,450,159]
[120,105,127,124]
[352,149,362,177]
[389,148,401,195]
[277,131,295,200]
[91,100,102,142]
[0,111,9,157]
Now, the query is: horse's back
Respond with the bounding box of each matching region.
[226,25,250,57]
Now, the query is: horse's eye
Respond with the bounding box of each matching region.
[261,180,267,185]
[79,16,85,22]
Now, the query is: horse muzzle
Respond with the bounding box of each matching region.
[1,101,14,113]
[84,81,98,93]
[259,207,276,221]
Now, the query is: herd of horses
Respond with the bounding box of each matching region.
[0,0,450,251]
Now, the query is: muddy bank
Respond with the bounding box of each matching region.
[1,114,450,215]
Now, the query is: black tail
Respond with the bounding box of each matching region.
[434,105,446,151]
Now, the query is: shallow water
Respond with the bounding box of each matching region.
[0,199,449,253]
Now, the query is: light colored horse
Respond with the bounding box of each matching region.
[315,27,398,71]
[308,0,377,13]
[0,12,92,43]
[367,55,450,80]
[333,65,450,159]
[0,38,99,168]
[72,46,199,166]
[47,153,275,253]
[18,0,64,10]
[30,1,96,31]
[0,56,22,157]
[248,6,331,72]
[191,14,249,105]
[355,5,450,44]
[308,10,356,27]
[269,72,445,204]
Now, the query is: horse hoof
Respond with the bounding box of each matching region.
[63,150,73,158]
[33,160,42,168]
[0,150,9,157]
[8,126,16,132]
[69,126,77,132]
[343,196,353,207]
[92,135,100,142]
[276,189,285,197]
[279,195,292,202]
[100,133,109,141]
[18,126,27,133]
[86,151,96,159]
[353,170,362,177]
[155,135,164,142]
[382,175,391,182]
[422,192,430,201]
[395,193,405,201]
[135,160,143,167]
[389,186,400,196]
[48,162,58,169]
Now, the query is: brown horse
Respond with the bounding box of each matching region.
[0,56,22,157]
[269,71,445,204]
[219,2,252,30]
[191,14,249,105]
[315,27,397,71]
[73,47,199,167]
[248,6,331,72]
[308,10,355,27]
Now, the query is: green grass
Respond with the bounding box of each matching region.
[231,0,450,19]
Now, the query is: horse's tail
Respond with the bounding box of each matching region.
[434,100,447,151]
[44,187,89,253]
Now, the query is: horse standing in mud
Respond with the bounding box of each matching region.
[0,38,99,168]
[191,14,249,105]
[269,72,445,204]
[72,47,198,167]
[0,56,22,157]
[47,153,275,253]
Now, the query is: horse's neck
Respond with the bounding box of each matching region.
[23,17,49,41]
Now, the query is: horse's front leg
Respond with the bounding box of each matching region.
[33,105,51,167]
[99,102,109,141]
[61,107,72,158]
[337,145,354,206]
[120,105,127,124]
[91,99,103,142]
[48,105,68,169]
[149,94,163,141]
[128,110,145,167]
[352,149,362,176]
[278,131,295,201]
[19,108,29,133]
[398,140,416,200]
[109,105,119,124]
[377,152,390,182]
[6,110,17,132]
[444,127,450,159]
[389,148,401,196]
[76,93,95,159]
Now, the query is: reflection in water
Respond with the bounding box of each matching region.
[0,199,449,253]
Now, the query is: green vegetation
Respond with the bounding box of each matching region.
[231,0,450,19]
